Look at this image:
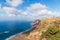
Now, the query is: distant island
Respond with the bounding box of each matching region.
[8,18,60,40]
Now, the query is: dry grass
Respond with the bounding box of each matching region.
[11,18,60,40]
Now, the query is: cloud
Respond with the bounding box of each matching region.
[21,3,54,20]
[27,3,47,11]
[6,0,23,7]
[20,3,60,21]
[3,3,57,21]
[2,0,23,17]
[22,3,47,16]
[0,2,60,21]
[0,2,51,19]
[2,6,22,17]
[3,7,16,14]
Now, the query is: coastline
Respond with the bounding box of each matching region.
[5,27,33,40]
[5,21,36,40]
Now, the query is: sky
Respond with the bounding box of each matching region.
[0,0,60,21]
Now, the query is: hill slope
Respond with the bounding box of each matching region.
[10,18,60,40]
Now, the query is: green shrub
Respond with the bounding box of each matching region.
[40,26,60,40]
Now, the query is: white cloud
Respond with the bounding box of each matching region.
[2,7,22,17]
[0,2,51,20]
[23,3,52,19]
[21,3,60,20]
[3,7,16,14]
[6,0,23,7]
[27,3,47,11]
[0,2,60,21]
[3,0,23,17]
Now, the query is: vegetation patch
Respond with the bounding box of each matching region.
[40,26,60,40]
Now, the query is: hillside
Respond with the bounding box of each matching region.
[10,18,60,40]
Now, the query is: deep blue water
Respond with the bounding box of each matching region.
[0,21,32,40]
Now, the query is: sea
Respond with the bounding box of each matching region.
[0,20,32,40]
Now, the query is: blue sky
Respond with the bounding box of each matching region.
[0,0,60,21]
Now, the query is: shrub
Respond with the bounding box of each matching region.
[40,26,60,40]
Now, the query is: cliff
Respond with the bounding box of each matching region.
[10,18,60,40]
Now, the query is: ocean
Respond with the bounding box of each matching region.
[0,20,32,40]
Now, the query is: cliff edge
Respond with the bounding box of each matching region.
[10,18,60,40]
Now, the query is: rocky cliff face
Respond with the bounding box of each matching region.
[10,18,60,40]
